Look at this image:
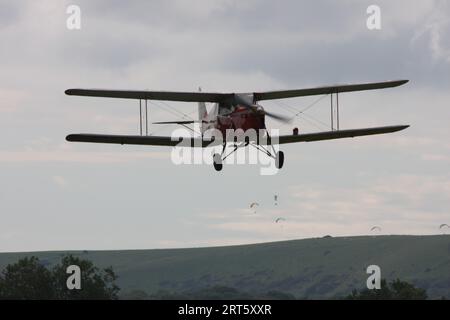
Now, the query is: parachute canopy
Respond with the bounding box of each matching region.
[439,224,449,229]
[275,217,286,223]
[370,226,382,232]
[250,202,259,209]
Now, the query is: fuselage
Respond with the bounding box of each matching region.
[202,104,266,139]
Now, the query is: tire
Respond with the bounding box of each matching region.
[213,153,223,171]
[275,151,284,169]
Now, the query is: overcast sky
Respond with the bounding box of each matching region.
[0,0,449,252]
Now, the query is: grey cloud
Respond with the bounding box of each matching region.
[0,1,449,251]
[59,0,450,88]
[0,2,21,29]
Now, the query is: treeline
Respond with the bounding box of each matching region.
[0,256,442,300]
[120,280,435,300]
[121,286,297,300]
[0,256,118,299]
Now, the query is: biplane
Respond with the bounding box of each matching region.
[65,79,409,171]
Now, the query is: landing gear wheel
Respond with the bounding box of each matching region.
[213,153,223,171]
[275,151,284,169]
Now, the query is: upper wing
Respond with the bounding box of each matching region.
[66,134,220,147]
[274,125,409,144]
[65,89,232,102]
[66,80,408,103]
[253,80,408,101]
[152,120,198,125]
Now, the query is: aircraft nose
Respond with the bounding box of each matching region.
[256,105,264,114]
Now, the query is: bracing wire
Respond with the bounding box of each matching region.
[267,94,330,130]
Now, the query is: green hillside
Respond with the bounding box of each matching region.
[1,235,449,299]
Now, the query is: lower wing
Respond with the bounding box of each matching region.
[66,125,409,147]
[275,125,409,144]
[66,134,219,147]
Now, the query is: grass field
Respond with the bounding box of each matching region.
[1,235,449,299]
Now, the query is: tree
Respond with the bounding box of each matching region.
[52,255,119,300]
[120,290,150,300]
[0,255,119,300]
[0,257,55,299]
[147,286,298,300]
[346,279,428,300]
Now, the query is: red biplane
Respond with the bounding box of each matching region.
[65,80,409,171]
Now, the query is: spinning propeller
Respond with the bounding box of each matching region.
[233,94,292,123]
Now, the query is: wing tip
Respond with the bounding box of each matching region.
[392,124,410,132]
[397,79,409,86]
[399,124,410,130]
[66,134,77,141]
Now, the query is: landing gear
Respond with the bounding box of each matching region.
[211,132,285,172]
[275,151,284,169]
[212,143,238,172]
[213,153,223,171]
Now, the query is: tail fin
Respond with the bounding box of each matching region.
[198,87,207,120]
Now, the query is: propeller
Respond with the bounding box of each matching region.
[264,110,292,123]
[232,94,292,124]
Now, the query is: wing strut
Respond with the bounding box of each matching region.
[331,94,334,130]
[337,92,340,130]
[139,99,149,136]
[145,99,148,135]
[139,100,142,135]
[330,91,340,131]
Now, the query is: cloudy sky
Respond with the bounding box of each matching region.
[0,0,449,252]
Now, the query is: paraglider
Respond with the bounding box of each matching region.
[275,217,286,223]
[439,224,449,232]
[370,226,382,232]
[250,202,259,213]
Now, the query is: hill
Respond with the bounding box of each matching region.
[1,235,449,299]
